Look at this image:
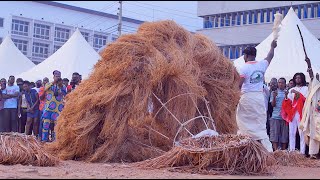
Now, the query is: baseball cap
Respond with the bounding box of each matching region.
[243,46,257,56]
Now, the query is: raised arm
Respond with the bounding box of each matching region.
[305,57,314,80]
[265,40,278,64]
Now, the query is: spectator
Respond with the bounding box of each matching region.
[17,80,28,133]
[282,72,308,154]
[23,81,40,137]
[16,78,24,91]
[33,80,42,93]
[41,71,66,142]
[269,78,289,151]
[0,83,6,132]
[2,76,20,132]
[68,72,80,93]
[1,78,6,86]
[267,78,278,137]
[30,82,36,89]
[63,78,69,87]
[288,79,295,90]
[38,77,49,139]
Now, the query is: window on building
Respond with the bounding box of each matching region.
[318,3,320,17]
[303,5,308,19]
[203,16,209,28]
[225,14,230,26]
[254,10,258,23]
[0,18,3,27]
[272,8,276,22]
[214,16,219,28]
[297,5,302,19]
[93,34,107,49]
[112,36,118,41]
[237,12,241,25]
[32,42,49,58]
[33,23,50,40]
[248,11,252,24]
[224,47,229,58]
[54,27,70,42]
[230,46,234,59]
[80,31,89,42]
[310,4,315,18]
[53,45,61,53]
[11,19,29,36]
[220,14,225,27]
[242,12,247,25]
[235,46,240,59]
[231,13,236,26]
[266,9,270,22]
[12,38,28,55]
[284,7,289,16]
[0,37,2,44]
[260,9,264,23]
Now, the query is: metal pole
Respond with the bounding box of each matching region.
[118,1,122,37]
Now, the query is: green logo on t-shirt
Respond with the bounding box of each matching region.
[250,70,264,84]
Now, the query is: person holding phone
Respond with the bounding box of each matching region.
[41,71,66,142]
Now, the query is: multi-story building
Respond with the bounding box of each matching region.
[0,1,143,64]
[197,1,320,60]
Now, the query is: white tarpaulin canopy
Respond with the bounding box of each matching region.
[233,7,320,82]
[0,35,35,79]
[17,29,101,81]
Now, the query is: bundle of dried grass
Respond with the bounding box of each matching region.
[46,20,240,163]
[135,134,277,175]
[273,150,320,168]
[0,133,59,166]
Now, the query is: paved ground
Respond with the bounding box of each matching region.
[0,160,319,179]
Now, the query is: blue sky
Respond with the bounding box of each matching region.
[56,1,203,32]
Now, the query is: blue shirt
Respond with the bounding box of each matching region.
[269,89,286,120]
[24,89,39,110]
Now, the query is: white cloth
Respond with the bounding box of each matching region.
[239,60,269,93]
[287,86,308,154]
[289,113,305,154]
[300,79,320,155]
[309,138,320,155]
[236,91,273,152]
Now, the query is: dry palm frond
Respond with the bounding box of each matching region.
[46,20,240,163]
[0,133,59,166]
[273,150,320,168]
[135,135,277,175]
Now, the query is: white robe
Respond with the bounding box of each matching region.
[236,91,273,152]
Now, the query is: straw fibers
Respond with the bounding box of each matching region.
[273,150,320,168]
[45,20,240,163]
[0,133,59,166]
[135,134,277,175]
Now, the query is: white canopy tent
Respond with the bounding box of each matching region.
[233,7,320,83]
[17,29,101,82]
[0,35,35,79]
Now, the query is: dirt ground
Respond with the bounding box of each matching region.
[0,160,319,179]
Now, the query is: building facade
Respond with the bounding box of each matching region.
[197,1,320,60]
[0,1,143,64]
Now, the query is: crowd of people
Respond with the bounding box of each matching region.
[237,39,320,159]
[0,71,82,142]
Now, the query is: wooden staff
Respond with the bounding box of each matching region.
[297,24,308,58]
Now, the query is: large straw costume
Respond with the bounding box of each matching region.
[44,20,241,163]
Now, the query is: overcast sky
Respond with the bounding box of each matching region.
[56,1,203,32]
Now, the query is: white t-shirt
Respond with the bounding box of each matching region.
[239,60,269,93]
[3,85,20,109]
